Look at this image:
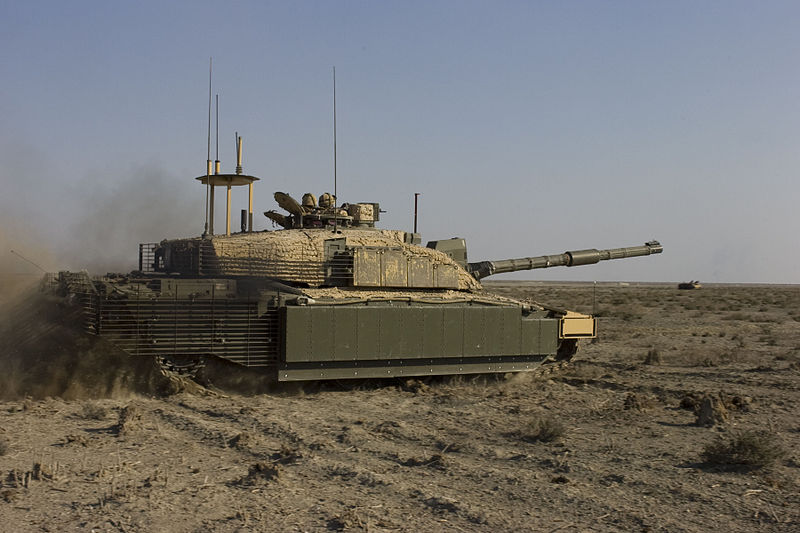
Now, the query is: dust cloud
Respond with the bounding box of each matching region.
[0,162,209,399]
[0,281,282,400]
[0,141,203,276]
[0,219,58,311]
[56,163,204,274]
[0,282,175,401]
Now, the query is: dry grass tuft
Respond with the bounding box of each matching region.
[270,445,303,465]
[327,508,366,531]
[228,431,258,449]
[701,430,785,471]
[80,402,108,420]
[643,348,662,365]
[240,462,281,484]
[401,378,431,394]
[695,396,729,427]
[624,392,656,411]
[114,404,143,436]
[520,415,566,443]
[0,436,10,456]
[401,454,447,470]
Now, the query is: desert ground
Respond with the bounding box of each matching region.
[0,278,798,532]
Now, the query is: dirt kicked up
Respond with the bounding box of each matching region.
[0,281,798,531]
[0,278,177,401]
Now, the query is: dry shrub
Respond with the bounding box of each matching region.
[643,348,662,365]
[270,445,303,465]
[401,454,446,470]
[682,391,751,414]
[114,404,143,436]
[701,430,785,471]
[624,392,655,411]
[228,431,259,450]
[695,396,729,427]
[401,378,431,394]
[61,434,88,447]
[80,403,108,420]
[521,415,565,443]
[238,462,280,485]
[327,508,366,531]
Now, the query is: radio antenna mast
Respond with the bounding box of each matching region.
[333,67,337,203]
[332,66,338,232]
[333,65,338,231]
[204,57,213,235]
[215,94,220,171]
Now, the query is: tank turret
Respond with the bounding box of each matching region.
[155,194,660,293]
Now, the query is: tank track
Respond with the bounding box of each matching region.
[155,351,574,392]
[157,355,206,378]
[532,359,572,378]
[521,339,577,379]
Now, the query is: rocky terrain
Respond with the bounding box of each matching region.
[0,279,798,532]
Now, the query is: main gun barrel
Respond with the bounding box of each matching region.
[467,240,663,280]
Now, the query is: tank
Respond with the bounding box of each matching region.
[678,280,702,290]
[46,178,663,381]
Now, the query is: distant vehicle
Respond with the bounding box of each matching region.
[678,280,702,290]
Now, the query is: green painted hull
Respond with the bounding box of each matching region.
[279,303,558,381]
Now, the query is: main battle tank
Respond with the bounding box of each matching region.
[48,168,662,381]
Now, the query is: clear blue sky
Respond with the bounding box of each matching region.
[1,1,798,283]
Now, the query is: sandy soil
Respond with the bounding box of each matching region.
[0,280,798,532]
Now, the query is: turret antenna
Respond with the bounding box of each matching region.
[204,57,213,235]
[333,66,337,203]
[332,66,338,233]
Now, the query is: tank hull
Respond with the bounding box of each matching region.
[52,273,594,381]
